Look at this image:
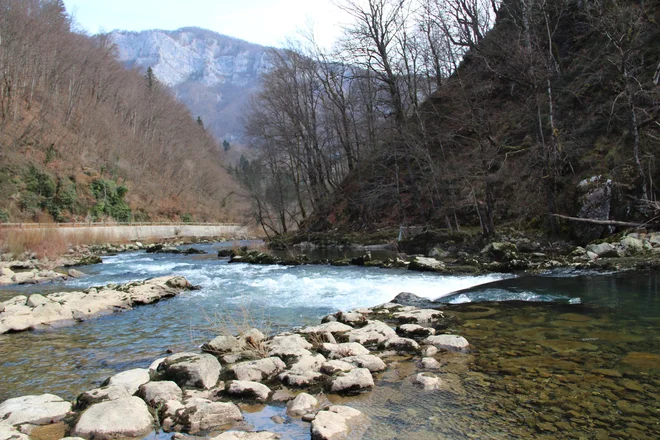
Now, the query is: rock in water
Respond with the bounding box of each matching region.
[158,352,221,389]
[423,335,470,351]
[138,381,183,407]
[329,368,374,394]
[311,405,364,440]
[287,393,318,416]
[73,397,154,439]
[0,394,71,426]
[104,368,150,395]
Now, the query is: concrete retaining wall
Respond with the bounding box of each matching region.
[36,225,249,242]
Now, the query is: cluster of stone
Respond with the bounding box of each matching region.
[0,298,470,439]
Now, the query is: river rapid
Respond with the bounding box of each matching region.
[1,241,659,439]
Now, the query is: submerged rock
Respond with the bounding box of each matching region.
[413,373,441,390]
[311,405,364,440]
[0,394,71,426]
[73,397,154,440]
[212,432,282,439]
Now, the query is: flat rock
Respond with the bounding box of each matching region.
[279,370,325,387]
[230,357,286,381]
[105,368,150,395]
[321,342,370,360]
[267,334,313,361]
[138,381,183,407]
[397,324,435,337]
[0,421,29,440]
[0,394,71,426]
[329,368,374,394]
[311,405,364,440]
[341,355,386,373]
[202,335,245,354]
[335,312,366,327]
[171,398,242,434]
[408,256,445,272]
[381,337,419,351]
[299,322,353,335]
[226,381,271,402]
[423,335,470,351]
[73,397,154,440]
[290,353,326,373]
[413,373,441,390]
[158,352,221,389]
[393,309,443,324]
[287,393,318,416]
[321,360,355,375]
[75,386,132,410]
[346,321,396,345]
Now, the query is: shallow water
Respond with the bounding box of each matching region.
[1,244,659,439]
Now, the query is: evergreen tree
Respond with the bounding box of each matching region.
[223,140,231,152]
[197,116,204,128]
[145,67,159,90]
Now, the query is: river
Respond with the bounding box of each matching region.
[1,242,659,439]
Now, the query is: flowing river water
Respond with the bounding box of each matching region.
[1,242,659,439]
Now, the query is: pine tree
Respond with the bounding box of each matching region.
[145,67,159,90]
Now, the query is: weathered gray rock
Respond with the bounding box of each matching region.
[290,353,326,373]
[0,394,71,426]
[286,393,318,417]
[421,357,442,370]
[423,335,470,351]
[73,397,154,439]
[397,324,435,337]
[346,321,396,345]
[299,322,353,335]
[480,242,518,261]
[321,360,355,375]
[381,337,420,352]
[171,398,242,434]
[408,257,445,272]
[341,355,386,373]
[329,368,374,394]
[267,334,313,361]
[0,421,29,440]
[67,269,87,278]
[230,357,286,381]
[26,294,50,308]
[335,312,366,327]
[279,370,325,387]
[321,342,370,360]
[393,309,443,324]
[202,335,244,354]
[585,242,620,258]
[226,381,271,402]
[158,352,221,389]
[105,368,150,395]
[413,373,441,390]
[138,381,183,407]
[620,236,645,255]
[75,386,132,410]
[311,405,364,440]
[148,357,166,379]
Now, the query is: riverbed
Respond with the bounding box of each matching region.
[1,242,659,439]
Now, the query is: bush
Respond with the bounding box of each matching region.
[90,178,132,222]
[0,209,8,223]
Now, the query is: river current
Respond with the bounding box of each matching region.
[1,242,659,439]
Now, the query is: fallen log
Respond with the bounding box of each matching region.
[551,214,659,229]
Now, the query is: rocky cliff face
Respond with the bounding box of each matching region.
[110,27,270,142]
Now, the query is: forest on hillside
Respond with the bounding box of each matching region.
[238,0,660,240]
[0,0,242,223]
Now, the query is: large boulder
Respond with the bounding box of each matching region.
[75,386,132,410]
[346,321,396,346]
[230,357,286,381]
[104,368,150,395]
[73,397,154,439]
[170,398,243,434]
[138,381,183,407]
[311,405,364,440]
[328,368,374,394]
[423,335,470,352]
[287,393,318,417]
[0,394,71,426]
[158,352,221,389]
[225,381,271,402]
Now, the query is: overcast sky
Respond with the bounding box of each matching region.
[62,0,349,48]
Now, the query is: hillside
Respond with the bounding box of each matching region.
[110,28,270,144]
[0,1,245,224]
[240,0,659,242]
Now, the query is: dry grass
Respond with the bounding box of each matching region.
[0,227,128,259]
[199,304,276,359]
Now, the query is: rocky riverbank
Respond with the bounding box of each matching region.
[0,276,195,334]
[0,298,465,440]
[228,230,660,275]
